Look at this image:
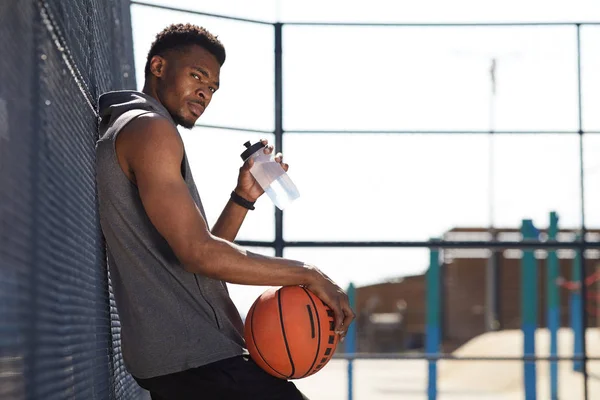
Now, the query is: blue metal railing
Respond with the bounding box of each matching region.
[338,212,592,400]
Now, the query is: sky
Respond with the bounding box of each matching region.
[129,0,600,317]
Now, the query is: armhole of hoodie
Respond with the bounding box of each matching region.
[110,109,158,187]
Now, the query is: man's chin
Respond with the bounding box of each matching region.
[173,115,197,130]
[181,120,196,130]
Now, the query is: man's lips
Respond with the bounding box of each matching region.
[188,101,204,117]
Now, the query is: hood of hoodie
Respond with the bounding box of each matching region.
[97,90,174,140]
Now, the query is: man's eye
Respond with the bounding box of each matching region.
[209,87,216,93]
[191,73,200,80]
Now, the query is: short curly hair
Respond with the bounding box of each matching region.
[144,23,226,77]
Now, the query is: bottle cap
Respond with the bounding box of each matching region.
[240,140,266,161]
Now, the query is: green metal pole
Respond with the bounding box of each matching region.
[426,239,441,400]
[521,219,538,400]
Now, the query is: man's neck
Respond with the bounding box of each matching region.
[141,82,181,127]
[142,82,158,100]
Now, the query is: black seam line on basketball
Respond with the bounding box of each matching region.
[306,305,315,339]
[300,287,321,378]
[250,302,287,379]
[277,289,295,378]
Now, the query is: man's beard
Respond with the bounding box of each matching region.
[172,113,195,130]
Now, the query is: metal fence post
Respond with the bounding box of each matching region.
[346,282,356,400]
[547,212,559,400]
[571,234,584,372]
[426,239,441,400]
[521,219,538,400]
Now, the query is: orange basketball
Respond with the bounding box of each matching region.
[244,285,339,379]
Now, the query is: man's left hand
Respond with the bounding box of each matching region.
[235,139,288,202]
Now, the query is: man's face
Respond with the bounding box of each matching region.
[152,44,220,129]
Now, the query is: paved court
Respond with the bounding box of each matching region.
[294,328,600,400]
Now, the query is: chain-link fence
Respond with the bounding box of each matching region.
[0,1,145,398]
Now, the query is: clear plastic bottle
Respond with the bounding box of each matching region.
[240,141,300,210]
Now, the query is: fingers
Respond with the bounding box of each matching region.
[310,288,344,337]
[241,156,254,171]
[258,140,289,171]
[334,298,354,337]
[261,138,273,155]
[306,273,354,343]
[331,300,345,336]
[339,300,356,340]
[273,152,289,171]
[331,292,352,336]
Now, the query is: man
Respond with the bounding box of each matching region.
[95,23,354,399]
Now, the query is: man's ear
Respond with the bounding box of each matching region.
[149,55,166,78]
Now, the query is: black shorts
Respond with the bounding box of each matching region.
[133,355,309,400]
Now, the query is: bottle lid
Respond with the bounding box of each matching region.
[240,140,265,161]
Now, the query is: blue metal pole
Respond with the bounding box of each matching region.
[547,212,560,400]
[571,236,583,372]
[426,240,441,400]
[346,282,356,400]
[521,219,538,400]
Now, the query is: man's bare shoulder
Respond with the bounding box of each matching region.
[119,112,183,156]
[116,112,184,181]
[121,112,180,141]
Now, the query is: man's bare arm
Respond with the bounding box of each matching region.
[119,114,308,285]
[211,140,277,242]
[117,114,354,334]
[211,195,248,242]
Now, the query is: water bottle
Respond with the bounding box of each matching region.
[240,141,300,210]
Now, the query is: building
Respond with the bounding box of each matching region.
[351,227,600,354]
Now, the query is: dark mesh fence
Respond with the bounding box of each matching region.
[1,0,146,398]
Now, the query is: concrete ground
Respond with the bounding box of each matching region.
[293,328,600,400]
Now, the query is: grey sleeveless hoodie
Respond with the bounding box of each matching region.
[95,90,245,379]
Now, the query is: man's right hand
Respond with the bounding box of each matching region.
[304,266,355,341]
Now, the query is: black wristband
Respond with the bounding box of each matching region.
[230,191,255,210]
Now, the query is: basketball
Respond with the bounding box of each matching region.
[244,285,339,379]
